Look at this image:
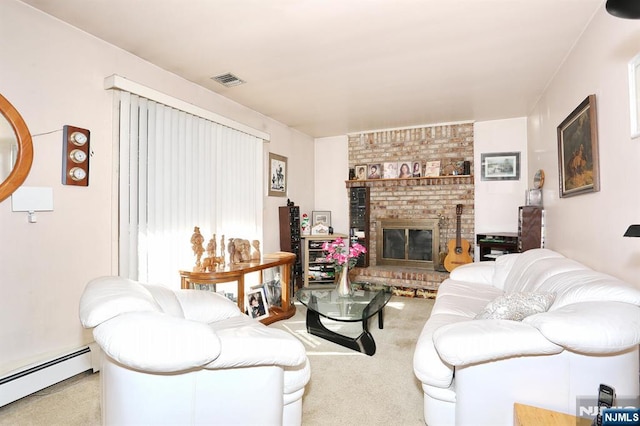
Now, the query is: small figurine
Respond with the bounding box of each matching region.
[251,240,261,261]
[239,239,251,262]
[227,238,235,265]
[190,226,205,271]
[206,234,217,258]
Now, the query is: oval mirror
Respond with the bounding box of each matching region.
[0,94,33,203]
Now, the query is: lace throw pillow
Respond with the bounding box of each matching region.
[475,292,556,321]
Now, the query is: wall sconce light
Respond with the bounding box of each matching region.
[623,224,640,237]
[62,125,90,186]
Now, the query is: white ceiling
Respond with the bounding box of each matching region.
[20,0,603,138]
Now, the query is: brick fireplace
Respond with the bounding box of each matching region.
[347,123,475,297]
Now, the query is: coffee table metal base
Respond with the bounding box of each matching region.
[305,307,383,356]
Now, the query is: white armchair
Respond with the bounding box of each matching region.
[79,276,310,425]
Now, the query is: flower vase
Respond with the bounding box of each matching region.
[335,267,353,297]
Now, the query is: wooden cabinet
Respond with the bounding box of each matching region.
[349,187,370,267]
[518,206,544,252]
[302,234,348,287]
[476,232,518,261]
[278,206,303,288]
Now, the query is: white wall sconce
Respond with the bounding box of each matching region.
[62,125,90,186]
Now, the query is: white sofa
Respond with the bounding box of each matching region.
[413,248,640,426]
[79,276,310,426]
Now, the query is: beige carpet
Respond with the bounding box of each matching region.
[0,296,433,425]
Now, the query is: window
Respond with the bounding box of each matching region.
[116,91,264,287]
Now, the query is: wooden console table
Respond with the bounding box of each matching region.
[179,252,296,325]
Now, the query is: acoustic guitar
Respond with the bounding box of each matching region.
[444,204,472,272]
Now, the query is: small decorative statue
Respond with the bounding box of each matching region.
[227,238,236,265]
[251,240,261,261]
[202,234,222,272]
[206,234,217,258]
[301,213,310,236]
[220,235,225,265]
[238,239,251,262]
[233,239,246,263]
[190,226,205,272]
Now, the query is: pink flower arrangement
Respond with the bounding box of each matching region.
[321,237,367,272]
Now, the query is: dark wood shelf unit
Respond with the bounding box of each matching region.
[278,205,303,288]
[518,206,544,252]
[349,186,370,267]
[476,232,519,261]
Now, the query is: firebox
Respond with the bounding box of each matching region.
[376,219,440,269]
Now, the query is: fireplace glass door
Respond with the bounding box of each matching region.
[377,219,439,269]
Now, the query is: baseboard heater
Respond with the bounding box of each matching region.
[0,346,96,407]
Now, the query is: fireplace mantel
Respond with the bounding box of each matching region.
[345,175,473,188]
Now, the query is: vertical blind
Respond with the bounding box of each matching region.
[117,91,264,287]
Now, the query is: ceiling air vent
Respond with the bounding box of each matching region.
[211,73,245,87]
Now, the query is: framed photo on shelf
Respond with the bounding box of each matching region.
[480,152,520,181]
[245,287,269,320]
[557,94,599,198]
[383,162,398,179]
[411,161,423,177]
[367,164,381,179]
[312,210,331,226]
[355,164,367,180]
[259,267,282,308]
[398,162,412,178]
[425,160,441,177]
[268,152,287,197]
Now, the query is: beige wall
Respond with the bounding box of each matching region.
[0,0,313,376]
[474,117,529,237]
[527,7,640,286]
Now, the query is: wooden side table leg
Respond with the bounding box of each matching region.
[237,276,245,312]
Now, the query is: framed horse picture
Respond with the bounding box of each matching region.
[268,152,287,197]
[557,94,600,198]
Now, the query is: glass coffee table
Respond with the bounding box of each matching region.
[296,287,392,356]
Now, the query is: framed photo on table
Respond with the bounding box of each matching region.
[245,287,269,320]
[268,152,287,197]
[480,152,520,181]
[312,211,331,227]
[557,94,599,198]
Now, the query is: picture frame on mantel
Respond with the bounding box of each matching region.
[268,152,287,197]
[480,152,520,181]
[557,94,600,198]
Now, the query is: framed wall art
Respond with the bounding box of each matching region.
[557,94,600,198]
[268,152,287,197]
[480,152,520,181]
[355,164,367,180]
[629,53,640,139]
[312,210,331,227]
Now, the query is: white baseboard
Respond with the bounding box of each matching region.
[0,345,97,407]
